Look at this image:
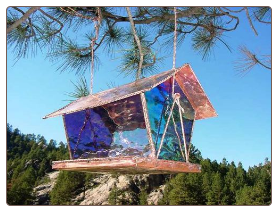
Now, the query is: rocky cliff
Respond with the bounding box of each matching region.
[34,171,168,205]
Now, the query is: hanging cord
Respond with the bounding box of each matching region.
[90,7,102,94]
[177,97,189,162]
[156,94,189,162]
[59,7,101,94]
[172,7,178,97]
[173,7,190,162]
[156,8,191,161]
[172,7,178,70]
[156,94,178,159]
[171,115,186,161]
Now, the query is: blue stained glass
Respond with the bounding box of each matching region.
[145,78,195,161]
[64,95,150,159]
[144,78,172,153]
[174,81,195,146]
[112,129,151,157]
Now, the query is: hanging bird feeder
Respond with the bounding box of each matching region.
[43,63,217,174]
[44,7,216,174]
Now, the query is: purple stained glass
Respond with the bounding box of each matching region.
[64,95,150,159]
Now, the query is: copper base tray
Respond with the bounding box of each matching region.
[52,157,201,174]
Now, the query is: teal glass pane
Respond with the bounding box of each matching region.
[64,95,150,159]
[171,112,194,154]
[144,78,172,153]
[145,78,195,161]
[174,81,195,146]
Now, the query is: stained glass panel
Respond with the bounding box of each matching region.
[174,81,195,146]
[144,78,172,152]
[64,95,150,159]
[145,78,195,161]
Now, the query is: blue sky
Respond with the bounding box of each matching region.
[7,7,271,170]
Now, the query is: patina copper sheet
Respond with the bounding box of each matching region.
[52,157,201,174]
[175,64,217,120]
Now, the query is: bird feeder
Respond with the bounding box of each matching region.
[44,63,217,174]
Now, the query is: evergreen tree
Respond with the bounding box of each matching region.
[236,162,247,190]
[167,173,204,205]
[224,161,237,204]
[236,184,270,205]
[139,189,148,205]
[7,124,69,205]
[206,172,224,205]
[6,124,271,205]
[108,185,118,205]
[7,167,36,205]
[50,171,86,205]
[202,172,211,203]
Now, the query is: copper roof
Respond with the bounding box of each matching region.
[43,63,217,120]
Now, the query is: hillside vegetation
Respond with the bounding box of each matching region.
[7,124,271,205]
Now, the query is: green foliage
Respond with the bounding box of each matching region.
[7,123,69,205]
[6,123,271,206]
[189,144,202,163]
[108,186,118,205]
[167,173,204,205]
[118,27,160,80]
[7,167,36,205]
[160,157,271,205]
[108,184,139,205]
[9,6,270,75]
[192,27,231,60]
[7,10,39,60]
[206,172,224,205]
[50,171,86,205]
[65,77,90,102]
[139,189,148,205]
[48,38,95,75]
[235,184,269,205]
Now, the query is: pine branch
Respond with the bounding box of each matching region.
[234,46,271,75]
[244,7,258,36]
[126,7,144,80]
[7,7,40,34]
[11,7,35,38]
[253,7,271,24]
[65,77,90,102]
[38,9,64,37]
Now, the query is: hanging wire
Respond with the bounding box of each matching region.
[172,7,178,97]
[90,7,101,94]
[156,8,190,162]
[156,94,179,158]
[172,7,178,70]
[60,7,101,94]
